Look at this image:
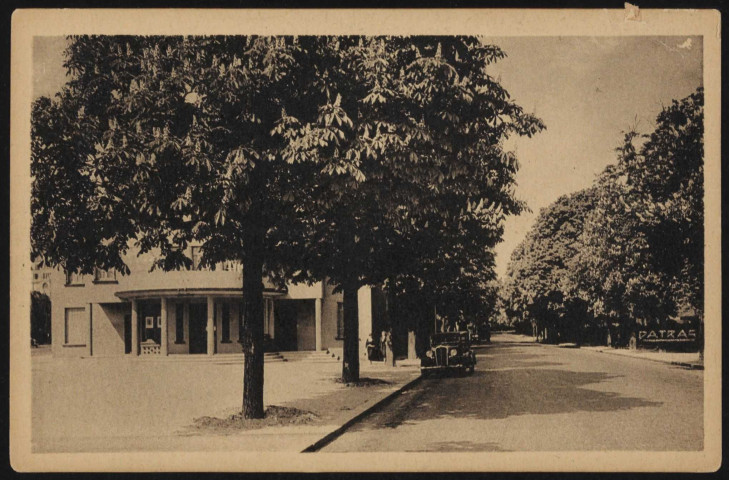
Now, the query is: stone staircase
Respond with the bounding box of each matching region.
[264,352,286,363]
[279,349,340,363]
[134,352,287,364]
[129,351,336,364]
[207,352,286,364]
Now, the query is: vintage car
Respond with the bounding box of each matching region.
[421,331,476,375]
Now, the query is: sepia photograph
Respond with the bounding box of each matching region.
[10,8,721,472]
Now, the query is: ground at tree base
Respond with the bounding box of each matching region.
[31,355,420,453]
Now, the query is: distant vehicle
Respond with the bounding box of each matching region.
[421,331,476,376]
[478,323,491,343]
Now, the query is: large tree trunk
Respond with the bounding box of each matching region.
[407,330,417,360]
[384,283,396,367]
[241,249,265,419]
[342,280,360,383]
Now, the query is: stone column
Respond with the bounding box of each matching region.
[315,298,322,351]
[206,295,215,355]
[268,300,275,339]
[160,297,168,356]
[131,299,139,355]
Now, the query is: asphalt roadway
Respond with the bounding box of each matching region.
[322,333,704,452]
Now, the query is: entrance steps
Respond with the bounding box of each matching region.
[131,352,286,364]
[279,350,340,363]
[264,352,286,363]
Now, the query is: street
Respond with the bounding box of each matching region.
[322,333,704,452]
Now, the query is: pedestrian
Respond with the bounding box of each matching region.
[365,334,376,364]
[380,330,387,362]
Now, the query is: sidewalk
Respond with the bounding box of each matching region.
[498,331,704,370]
[31,354,421,453]
[578,345,704,370]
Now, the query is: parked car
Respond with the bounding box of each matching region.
[421,331,476,376]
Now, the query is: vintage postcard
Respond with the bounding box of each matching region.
[10,7,721,472]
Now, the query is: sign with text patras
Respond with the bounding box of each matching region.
[638,328,697,343]
[638,316,698,346]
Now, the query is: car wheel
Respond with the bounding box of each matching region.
[468,365,475,374]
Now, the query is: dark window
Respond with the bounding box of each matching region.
[221,303,231,343]
[336,302,344,339]
[175,304,185,343]
[64,307,86,345]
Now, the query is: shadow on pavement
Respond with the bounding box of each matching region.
[357,368,663,430]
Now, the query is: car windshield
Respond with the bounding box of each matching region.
[432,332,468,345]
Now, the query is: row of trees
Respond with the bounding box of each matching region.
[32,36,544,417]
[502,88,704,348]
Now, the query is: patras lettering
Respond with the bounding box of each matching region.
[639,329,696,342]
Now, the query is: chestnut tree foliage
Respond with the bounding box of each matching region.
[502,88,704,346]
[275,38,543,379]
[32,35,543,412]
[502,188,599,343]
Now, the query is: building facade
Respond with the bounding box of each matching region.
[48,247,377,359]
[31,259,52,295]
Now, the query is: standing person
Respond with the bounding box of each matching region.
[380,330,387,363]
[365,334,376,364]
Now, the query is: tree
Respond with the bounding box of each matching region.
[279,37,544,380]
[503,88,703,349]
[503,188,599,344]
[32,36,354,418]
[31,291,52,344]
[574,88,704,347]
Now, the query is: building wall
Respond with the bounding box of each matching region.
[52,302,90,357]
[321,283,343,351]
[91,303,127,356]
[295,301,316,351]
[358,287,373,359]
[216,299,242,354]
[286,281,324,299]
[48,246,375,357]
[318,283,373,359]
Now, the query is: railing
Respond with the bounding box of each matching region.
[140,339,161,355]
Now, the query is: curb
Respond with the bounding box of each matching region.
[301,373,423,453]
[590,347,704,370]
[538,342,704,370]
[669,360,704,370]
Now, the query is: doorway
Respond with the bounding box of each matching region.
[275,300,315,351]
[188,303,207,354]
[124,314,132,354]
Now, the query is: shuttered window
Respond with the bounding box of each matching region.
[64,307,86,345]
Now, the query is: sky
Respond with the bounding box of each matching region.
[32,35,703,278]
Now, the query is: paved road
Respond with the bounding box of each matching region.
[322,333,703,452]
